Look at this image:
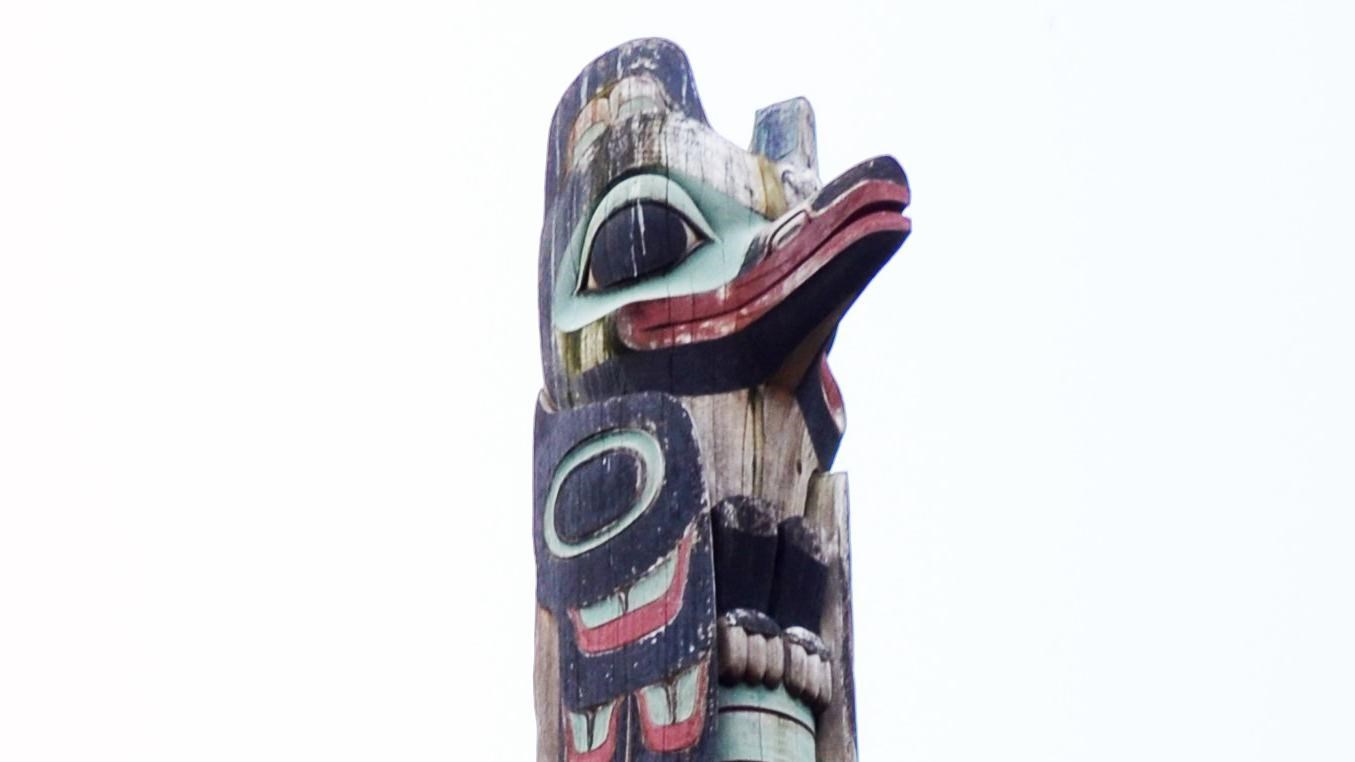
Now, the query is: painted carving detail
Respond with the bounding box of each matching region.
[535,38,910,761]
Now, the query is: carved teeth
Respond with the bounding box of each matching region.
[565,699,619,757]
[566,533,696,654]
[576,544,679,627]
[637,660,704,726]
[634,659,709,752]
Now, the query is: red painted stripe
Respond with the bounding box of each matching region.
[635,662,709,752]
[563,698,622,762]
[567,532,693,654]
[820,356,846,432]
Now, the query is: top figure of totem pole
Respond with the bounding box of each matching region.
[533,39,911,761]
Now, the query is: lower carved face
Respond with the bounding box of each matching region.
[563,658,711,762]
[534,392,717,758]
[565,529,695,654]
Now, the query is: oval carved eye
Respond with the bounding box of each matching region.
[542,428,665,560]
[554,449,645,545]
[587,201,703,290]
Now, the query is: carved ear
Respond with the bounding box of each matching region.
[750,97,819,178]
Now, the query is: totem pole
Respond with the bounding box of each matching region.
[533,39,911,761]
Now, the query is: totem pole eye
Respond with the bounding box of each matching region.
[585,201,705,290]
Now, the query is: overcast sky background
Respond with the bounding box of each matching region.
[2,1,1353,760]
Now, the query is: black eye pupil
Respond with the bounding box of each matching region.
[553,450,644,544]
[588,201,695,289]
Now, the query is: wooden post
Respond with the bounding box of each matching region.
[533,38,910,761]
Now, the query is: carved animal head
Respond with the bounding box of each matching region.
[539,39,910,464]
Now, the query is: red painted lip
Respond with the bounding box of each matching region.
[819,354,846,431]
[564,698,622,762]
[617,178,910,350]
[567,532,694,654]
[635,660,709,752]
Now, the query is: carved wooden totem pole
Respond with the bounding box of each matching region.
[534,39,911,761]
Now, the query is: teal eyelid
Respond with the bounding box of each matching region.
[551,170,766,334]
[575,174,718,293]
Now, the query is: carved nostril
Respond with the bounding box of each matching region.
[771,210,810,251]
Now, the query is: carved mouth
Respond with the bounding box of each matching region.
[567,531,694,653]
[616,160,910,352]
[635,658,709,751]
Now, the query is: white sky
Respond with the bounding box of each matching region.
[2,1,1352,760]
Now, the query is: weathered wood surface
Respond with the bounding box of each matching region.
[534,38,910,761]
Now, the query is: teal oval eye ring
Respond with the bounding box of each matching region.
[542,428,665,559]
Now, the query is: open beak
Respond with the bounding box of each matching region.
[616,156,910,387]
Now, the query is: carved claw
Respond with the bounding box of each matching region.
[716,611,834,713]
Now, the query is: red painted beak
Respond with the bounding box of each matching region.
[616,156,910,354]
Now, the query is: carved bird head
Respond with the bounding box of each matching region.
[539,38,910,463]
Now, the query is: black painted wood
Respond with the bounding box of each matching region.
[711,497,779,615]
[769,518,830,634]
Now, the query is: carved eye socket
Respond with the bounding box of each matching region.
[586,201,705,290]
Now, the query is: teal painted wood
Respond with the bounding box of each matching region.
[715,714,815,762]
[719,684,816,732]
[716,685,816,762]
